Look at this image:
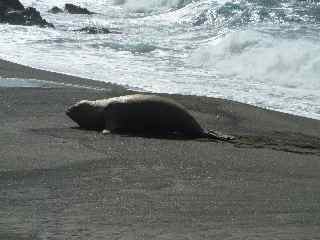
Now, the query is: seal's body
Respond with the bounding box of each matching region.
[66,94,234,141]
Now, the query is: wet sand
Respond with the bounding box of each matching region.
[1,59,320,239]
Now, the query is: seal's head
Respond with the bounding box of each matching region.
[66,100,105,130]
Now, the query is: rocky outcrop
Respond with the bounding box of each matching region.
[64,4,94,14]
[0,0,54,27]
[0,0,24,11]
[48,6,63,14]
[48,4,94,15]
[74,26,111,34]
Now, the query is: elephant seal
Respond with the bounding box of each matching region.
[66,94,234,141]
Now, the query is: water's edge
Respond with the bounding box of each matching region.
[1,57,319,123]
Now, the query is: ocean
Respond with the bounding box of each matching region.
[1,0,319,119]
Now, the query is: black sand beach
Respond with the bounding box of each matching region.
[1,59,320,239]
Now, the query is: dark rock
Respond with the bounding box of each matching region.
[0,0,53,27]
[0,6,54,28]
[64,4,94,14]
[0,0,24,11]
[24,7,54,27]
[74,26,111,34]
[48,6,63,14]
[2,10,25,24]
[193,11,208,26]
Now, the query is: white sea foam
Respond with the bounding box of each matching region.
[114,0,193,12]
[191,29,320,90]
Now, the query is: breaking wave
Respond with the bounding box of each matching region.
[190,29,320,90]
[114,0,194,13]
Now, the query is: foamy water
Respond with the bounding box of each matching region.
[0,0,319,119]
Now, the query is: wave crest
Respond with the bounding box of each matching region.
[190,29,320,89]
[114,0,194,13]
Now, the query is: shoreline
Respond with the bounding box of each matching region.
[1,58,320,239]
[1,58,319,122]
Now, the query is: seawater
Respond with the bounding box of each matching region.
[0,0,319,119]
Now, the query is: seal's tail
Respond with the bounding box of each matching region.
[206,130,235,141]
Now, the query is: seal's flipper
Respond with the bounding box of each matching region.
[206,130,235,141]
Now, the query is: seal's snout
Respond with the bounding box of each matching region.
[65,105,75,118]
[65,106,71,116]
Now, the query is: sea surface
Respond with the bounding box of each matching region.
[0,0,319,119]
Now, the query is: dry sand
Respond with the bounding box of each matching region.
[1,59,320,239]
